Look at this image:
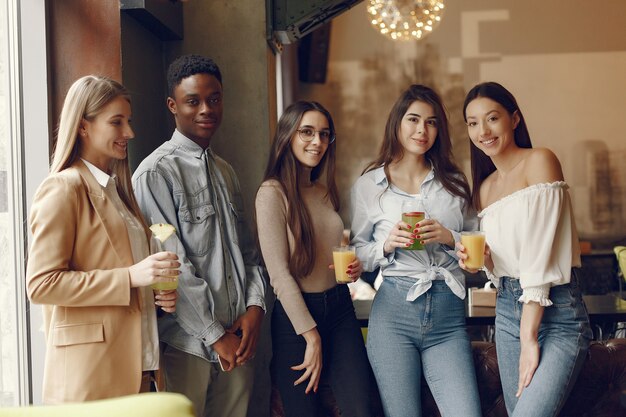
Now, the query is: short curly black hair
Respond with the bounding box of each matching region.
[166,54,222,97]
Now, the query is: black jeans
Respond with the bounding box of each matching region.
[271,284,373,417]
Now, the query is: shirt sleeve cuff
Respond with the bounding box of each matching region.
[481,267,501,288]
[377,241,395,267]
[199,321,226,347]
[481,267,496,281]
[246,297,266,313]
[518,285,553,306]
[294,318,318,336]
[443,230,461,259]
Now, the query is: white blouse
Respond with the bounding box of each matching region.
[479,182,581,306]
[82,159,160,371]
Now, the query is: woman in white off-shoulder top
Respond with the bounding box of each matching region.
[458,82,592,417]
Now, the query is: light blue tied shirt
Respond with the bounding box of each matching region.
[132,130,266,362]
[350,166,478,301]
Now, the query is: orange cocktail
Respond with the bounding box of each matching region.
[461,231,486,269]
[332,246,356,283]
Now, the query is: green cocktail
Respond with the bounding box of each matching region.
[402,211,425,250]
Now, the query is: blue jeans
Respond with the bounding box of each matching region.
[495,272,592,417]
[271,284,373,417]
[367,277,482,417]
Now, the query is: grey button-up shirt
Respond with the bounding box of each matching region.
[132,130,266,362]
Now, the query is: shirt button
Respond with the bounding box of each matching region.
[228,275,232,280]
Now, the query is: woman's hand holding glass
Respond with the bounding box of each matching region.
[128,251,180,289]
[383,220,416,255]
[416,219,454,247]
[154,287,178,313]
[456,241,493,273]
[329,255,363,283]
[346,257,363,282]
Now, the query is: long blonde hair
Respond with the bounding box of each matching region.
[51,75,148,233]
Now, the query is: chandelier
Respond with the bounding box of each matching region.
[367,0,445,41]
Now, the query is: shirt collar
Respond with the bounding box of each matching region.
[81,159,113,187]
[170,129,213,159]
[372,164,436,188]
[372,166,388,186]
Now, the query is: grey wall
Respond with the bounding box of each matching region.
[121,13,172,172]
[164,0,274,221]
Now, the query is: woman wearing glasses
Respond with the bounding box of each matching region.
[255,101,373,417]
[350,85,482,416]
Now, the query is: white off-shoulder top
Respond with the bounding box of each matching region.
[479,182,581,306]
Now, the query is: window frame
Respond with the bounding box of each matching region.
[1,0,30,405]
[0,0,49,406]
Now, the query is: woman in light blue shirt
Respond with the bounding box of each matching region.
[350,85,482,417]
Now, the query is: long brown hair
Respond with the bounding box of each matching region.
[364,84,471,206]
[261,101,339,278]
[463,82,532,210]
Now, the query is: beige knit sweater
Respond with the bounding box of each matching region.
[255,179,343,334]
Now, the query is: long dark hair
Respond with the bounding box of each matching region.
[463,82,533,210]
[261,101,339,279]
[364,84,471,206]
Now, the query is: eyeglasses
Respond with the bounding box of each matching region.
[296,128,335,144]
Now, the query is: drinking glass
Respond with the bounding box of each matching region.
[401,199,426,250]
[149,233,179,291]
[461,231,486,269]
[332,245,356,283]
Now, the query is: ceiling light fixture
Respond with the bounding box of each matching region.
[367,0,445,41]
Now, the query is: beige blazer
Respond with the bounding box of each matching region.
[26,160,144,404]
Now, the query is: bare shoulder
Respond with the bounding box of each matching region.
[479,171,497,208]
[525,148,564,184]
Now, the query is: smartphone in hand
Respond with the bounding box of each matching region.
[217,354,230,372]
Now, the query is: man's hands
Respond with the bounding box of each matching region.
[227,306,264,365]
[211,332,241,372]
[213,306,265,371]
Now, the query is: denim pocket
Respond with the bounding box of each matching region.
[179,204,214,223]
[178,204,215,256]
[549,284,575,309]
[496,284,504,297]
[227,202,241,245]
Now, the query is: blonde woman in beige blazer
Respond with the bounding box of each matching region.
[26,76,179,404]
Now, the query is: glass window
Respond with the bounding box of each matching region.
[0,0,30,406]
